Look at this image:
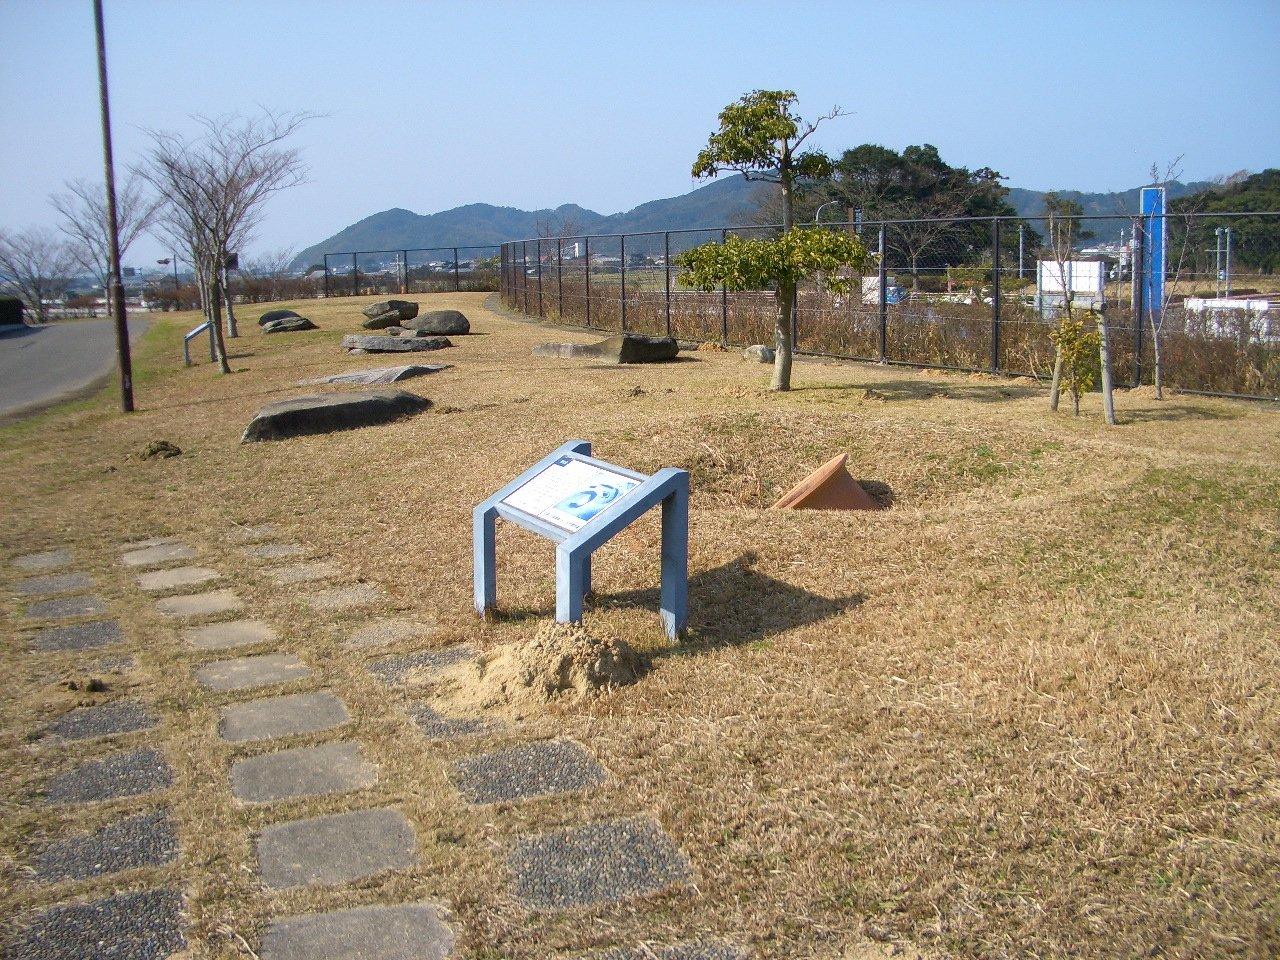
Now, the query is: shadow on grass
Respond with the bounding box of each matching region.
[797,378,1041,403]
[1118,403,1244,423]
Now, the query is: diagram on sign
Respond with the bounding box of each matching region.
[500,455,640,532]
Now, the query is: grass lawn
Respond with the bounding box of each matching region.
[1,292,1277,959]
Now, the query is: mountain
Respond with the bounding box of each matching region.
[290,175,766,269]
[1005,181,1214,243]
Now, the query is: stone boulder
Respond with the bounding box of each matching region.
[743,344,775,363]
[361,300,419,328]
[341,334,451,353]
[259,309,301,327]
[241,390,431,443]
[300,365,451,386]
[262,316,318,334]
[403,310,470,335]
[533,333,678,365]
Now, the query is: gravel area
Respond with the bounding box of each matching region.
[32,809,179,882]
[45,749,173,805]
[44,700,157,742]
[406,703,488,741]
[13,572,94,596]
[453,739,605,805]
[367,645,474,686]
[5,888,184,959]
[24,594,107,619]
[28,619,123,652]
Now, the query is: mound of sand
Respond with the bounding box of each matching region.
[431,622,648,719]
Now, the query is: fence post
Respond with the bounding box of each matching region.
[720,229,729,346]
[556,238,563,318]
[664,232,672,338]
[584,237,591,328]
[990,217,1001,373]
[452,247,460,292]
[620,235,627,332]
[352,253,359,297]
[322,255,330,298]
[877,226,888,362]
[535,239,543,318]
[522,241,529,315]
[1131,217,1145,387]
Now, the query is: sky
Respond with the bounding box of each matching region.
[2,0,1278,266]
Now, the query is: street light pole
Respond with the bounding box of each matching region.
[813,200,840,225]
[93,0,133,413]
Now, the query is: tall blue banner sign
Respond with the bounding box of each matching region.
[1140,186,1166,319]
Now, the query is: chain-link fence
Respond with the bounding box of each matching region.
[501,212,1280,400]
[321,245,501,298]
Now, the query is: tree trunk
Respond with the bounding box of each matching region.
[1150,314,1163,400]
[1049,347,1063,412]
[1097,312,1116,425]
[209,274,231,374]
[222,264,238,338]
[771,284,795,392]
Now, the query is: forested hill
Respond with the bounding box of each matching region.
[1007,181,1212,221]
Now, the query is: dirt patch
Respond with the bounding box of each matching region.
[430,622,648,720]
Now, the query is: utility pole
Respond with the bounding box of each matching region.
[93,0,133,412]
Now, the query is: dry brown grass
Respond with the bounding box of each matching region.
[1,292,1278,959]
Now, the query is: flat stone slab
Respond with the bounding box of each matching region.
[453,739,606,805]
[268,561,342,585]
[120,542,196,568]
[257,807,416,889]
[507,816,692,909]
[137,566,220,592]
[303,583,383,612]
[6,888,185,960]
[244,542,308,559]
[340,334,451,353]
[533,332,679,364]
[407,703,488,741]
[242,390,432,443]
[24,594,107,619]
[45,748,173,805]
[14,572,94,596]
[367,645,474,686]
[346,618,435,649]
[33,810,179,883]
[301,364,451,386]
[259,902,453,960]
[195,653,310,692]
[44,700,157,742]
[28,619,123,652]
[119,535,181,551]
[183,618,277,651]
[219,692,349,743]
[156,588,243,619]
[231,741,377,804]
[226,524,277,543]
[591,944,748,960]
[13,548,72,572]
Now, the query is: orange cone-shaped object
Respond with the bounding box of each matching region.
[770,454,881,511]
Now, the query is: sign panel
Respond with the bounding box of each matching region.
[1140,186,1166,318]
[501,455,640,533]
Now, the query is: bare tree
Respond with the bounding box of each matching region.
[0,227,76,324]
[240,246,298,302]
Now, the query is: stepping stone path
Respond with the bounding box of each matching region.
[231,741,377,804]
[244,542,307,560]
[346,617,435,649]
[6,888,185,960]
[227,524,277,543]
[183,618,276,651]
[303,582,383,612]
[120,541,197,567]
[13,548,72,572]
[44,700,157,742]
[195,653,310,692]
[33,809,179,882]
[156,588,243,619]
[506,816,692,909]
[45,748,173,805]
[453,739,606,805]
[14,571,94,596]
[368,645,474,686]
[219,692,349,743]
[256,807,416,889]
[259,902,453,960]
[137,565,220,591]
[25,593,107,619]
[28,619,123,652]
[120,536,182,550]
[407,703,488,741]
[268,560,342,585]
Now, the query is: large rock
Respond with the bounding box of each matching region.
[361,300,418,327]
[532,333,678,365]
[262,316,317,334]
[242,390,431,443]
[301,365,451,386]
[403,310,470,335]
[259,309,301,327]
[341,334,451,353]
[743,344,775,363]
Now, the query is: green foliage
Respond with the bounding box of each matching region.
[692,90,832,185]
[1170,169,1280,273]
[674,228,870,295]
[1049,312,1101,416]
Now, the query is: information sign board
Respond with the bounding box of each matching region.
[501,456,641,534]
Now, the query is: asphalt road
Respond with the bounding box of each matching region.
[0,318,151,420]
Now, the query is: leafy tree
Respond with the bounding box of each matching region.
[676,228,870,390]
[1048,311,1100,416]
[691,90,843,389]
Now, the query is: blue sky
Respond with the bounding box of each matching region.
[2,0,1277,264]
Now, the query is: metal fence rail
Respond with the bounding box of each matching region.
[499,211,1280,401]
[320,244,501,298]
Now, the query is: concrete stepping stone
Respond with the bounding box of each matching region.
[195,653,309,692]
[13,548,73,572]
[13,571,94,596]
[268,561,342,585]
[44,700,157,742]
[137,566,220,592]
[346,617,436,649]
[33,809,179,882]
[6,888,185,960]
[259,902,453,960]
[506,816,692,909]
[231,741,377,804]
[368,645,474,686]
[453,739,605,805]
[227,524,277,543]
[28,619,123,652]
[24,594,108,619]
[120,535,181,551]
[45,748,173,805]
[590,944,748,960]
[183,618,277,651]
[256,807,416,889]
[303,583,384,612]
[96,654,137,673]
[407,703,488,741]
[121,542,196,568]
[156,588,243,619]
[219,692,349,743]
[244,542,307,560]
